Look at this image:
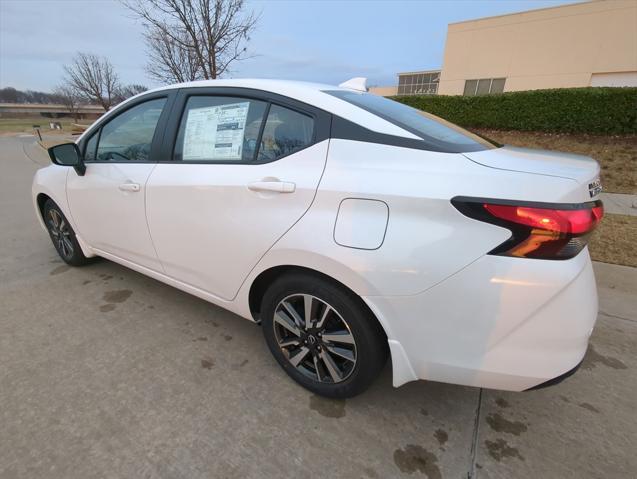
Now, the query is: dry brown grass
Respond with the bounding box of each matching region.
[588,213,637,268]
[473,129,637,194]
[471,129,637,266]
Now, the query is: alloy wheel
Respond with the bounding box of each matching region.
[273,294,357,383]
[47,208,74,259]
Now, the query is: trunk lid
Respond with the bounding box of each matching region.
[463,146,601,196]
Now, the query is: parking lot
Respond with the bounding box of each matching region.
[1,134,635,479]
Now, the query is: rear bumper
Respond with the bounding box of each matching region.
[363,249,598,391]
[526,357,584,391]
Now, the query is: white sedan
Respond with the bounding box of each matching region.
[33,78,603,398]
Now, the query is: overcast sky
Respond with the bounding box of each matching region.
[0,0,580,92]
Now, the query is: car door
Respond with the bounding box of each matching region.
[146,88,331,301]
[67,93,174,271]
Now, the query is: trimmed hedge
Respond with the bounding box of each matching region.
[392,87,637,134]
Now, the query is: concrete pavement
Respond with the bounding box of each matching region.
[1,134,635,479]
[600,192,637,216]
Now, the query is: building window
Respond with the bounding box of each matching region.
[397,72,440,96]
[463,78,506,96]
[463,80,478,96]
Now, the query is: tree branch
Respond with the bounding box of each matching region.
[121,0,257,83]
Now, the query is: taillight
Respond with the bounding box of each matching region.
[452,197,603,260]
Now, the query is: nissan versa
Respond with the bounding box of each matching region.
[33,78,604,398]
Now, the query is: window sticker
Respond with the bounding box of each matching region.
[183,102,250,161]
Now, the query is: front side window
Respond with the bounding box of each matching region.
[84,131,98,161]
[93,98,166,162]
[325,89,495,152]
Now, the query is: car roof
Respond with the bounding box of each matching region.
[154,78,338,94]
[85,79,419,141]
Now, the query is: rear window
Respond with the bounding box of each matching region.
[325,90,497,153]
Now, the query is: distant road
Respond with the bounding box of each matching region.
[0,103,105,116]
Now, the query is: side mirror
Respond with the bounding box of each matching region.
[47,143,86,176]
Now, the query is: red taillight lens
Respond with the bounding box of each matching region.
[483,204,604,235]
[452,198,604,260]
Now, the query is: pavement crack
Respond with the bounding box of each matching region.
[21,139,42,166]
[599,310,637,323]
[468,388,483,479]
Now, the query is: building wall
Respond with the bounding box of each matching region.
[590,71,637,87]
[368,86,398,96]
[438,0,637,95]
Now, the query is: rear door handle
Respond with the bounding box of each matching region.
[248,181,296,193]
[119,182,141,192]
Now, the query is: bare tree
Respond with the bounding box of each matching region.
[114,83,149,103]
[145,29,201,83]
[122,0,258,84]
[53,85,82,121]
[0,87,65,104]
[62,53,120,110]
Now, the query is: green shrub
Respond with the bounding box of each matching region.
[392,87,637,134]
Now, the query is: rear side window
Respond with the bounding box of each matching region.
[93,98,166,162]
[174,96,314,162]
[258,105,314,161]
[325,90,496,152]
[174,96,266,162]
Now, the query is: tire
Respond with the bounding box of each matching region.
[43,199,94,267]
[261,272,388,398]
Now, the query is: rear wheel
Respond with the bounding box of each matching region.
[261,273,387,398]
[43,199,93,266]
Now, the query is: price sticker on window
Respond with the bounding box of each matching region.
[183,102,250,161]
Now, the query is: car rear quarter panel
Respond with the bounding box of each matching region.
[249,139,584,299]
[233,139,599,388]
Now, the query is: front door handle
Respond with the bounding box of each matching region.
[248,180,296,193]
[119,182,141,192]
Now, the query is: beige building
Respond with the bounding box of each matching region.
[370,0,637,97]
[397,70,441,95]
[368,85,398,96]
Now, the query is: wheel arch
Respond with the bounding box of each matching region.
[35,192,68,229]
[32,165,72,232]
[248,264,388,343]
[33,189,95,259]
[33,191,54,231]
[36,192,51,217]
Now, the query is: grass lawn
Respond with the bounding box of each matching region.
[0,118,91,135]
[473,129,637,194]
[589,213,637,268]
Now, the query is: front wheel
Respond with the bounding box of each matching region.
[261,273,388,398]
[43,199,94,266]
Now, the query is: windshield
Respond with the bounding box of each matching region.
[324,90,497,153]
